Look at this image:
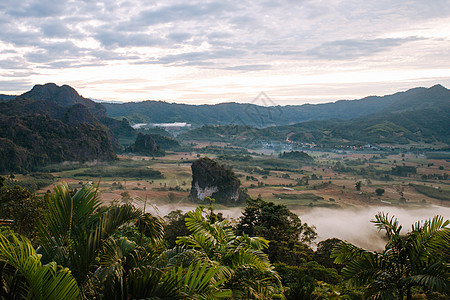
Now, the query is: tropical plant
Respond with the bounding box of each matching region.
[177,206,282,299]
[0,178,44,243]
[0,229,80,299]
[236,198,317,265]
[37,184,143,289]
[332,213,450,299]
[36,184,235,299]
[92,217,232,299]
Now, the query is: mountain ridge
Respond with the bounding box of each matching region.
[102,84,448,127]
[0,84,120,172]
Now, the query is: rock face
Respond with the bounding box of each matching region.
[190,157,246,205]
[17,83,136,145]
[127,133,164,156]
[18,83,107,117]
[0,84,119,172]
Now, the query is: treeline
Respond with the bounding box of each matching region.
[0,180,448,299]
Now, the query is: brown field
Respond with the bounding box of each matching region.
[29,147,449,216]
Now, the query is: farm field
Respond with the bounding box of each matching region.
[14,147,448,214]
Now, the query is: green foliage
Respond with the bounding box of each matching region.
[177,206,281,299]
[279,151,314,161]
[275,262,347,300]
[37,184,144,287]
[332,213,450,299]
[72,165,163,179]
[0,111,116,173]
[391,165,417,176]
[3,174,54,193]
[314,238,344,270]
[0,178,44,243]
[236,198,317,264]
[197,145,250,155]
[164,210,190,248]
[375,188,385,196]
[0,229,81,299]
[410,184,450,201]
[146,133,181,150]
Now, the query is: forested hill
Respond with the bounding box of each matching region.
[0,84,119,172]
[277,84,450,145]
[102,85,449,127]
[17,83,135,141]
[179,85,450,146]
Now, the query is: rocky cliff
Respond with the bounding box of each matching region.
[17,83,136,145]
[0,84,119,172]
[190,157,247,205]
[126,133,165,156]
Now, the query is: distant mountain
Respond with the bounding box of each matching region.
[0,107,116,173]
[18,83,107,117]
[0,83,121,172]
[102,85,442,127]
[0,94,16,101]
[18,83,136,144]
[178,85,450,146]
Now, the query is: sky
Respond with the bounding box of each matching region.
[1,0,450,105]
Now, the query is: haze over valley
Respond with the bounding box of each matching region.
[1,0,449,298]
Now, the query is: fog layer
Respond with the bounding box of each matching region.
[145,202,450,251]
[295,206,450,251]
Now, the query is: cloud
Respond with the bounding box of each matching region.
[307,37,423,60]
[224,64,272,71]
[0,0,449,100]
[0,79,33,91]
[137,2,230,26]
[94,29,166,48]
[5,0,67,18]
[151,49,246,66]
[39,20,75,38]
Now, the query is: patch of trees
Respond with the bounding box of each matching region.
[1,183,448,299]
[391,165,417,176]
[125,132,165,156]
[421,173,449,180]
[410,184,450,201]
[333,213,449,299]
[279,151,313,161]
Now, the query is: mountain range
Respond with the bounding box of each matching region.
[174,84,450,146]
[0,83,448,172]
[102,85,450,128]
[0,83,136,172]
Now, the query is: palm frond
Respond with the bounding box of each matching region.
[0,230,81,300]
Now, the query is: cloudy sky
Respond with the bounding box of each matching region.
[1,0,450,104]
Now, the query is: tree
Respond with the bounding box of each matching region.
[332,213,450,299]
[177,206,282,299]
[164,210,189,247]
[37,184,143,289]
[0,177,44,243]
[236,198,316,264]
[375,188,385,196]
[0,230,80,299]
[37,184,234,299]
[314,238,343,270]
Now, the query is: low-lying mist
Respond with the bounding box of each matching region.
[144,202,450,252]
[295,206,450,251]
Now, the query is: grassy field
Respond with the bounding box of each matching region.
[7,146,448,211]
